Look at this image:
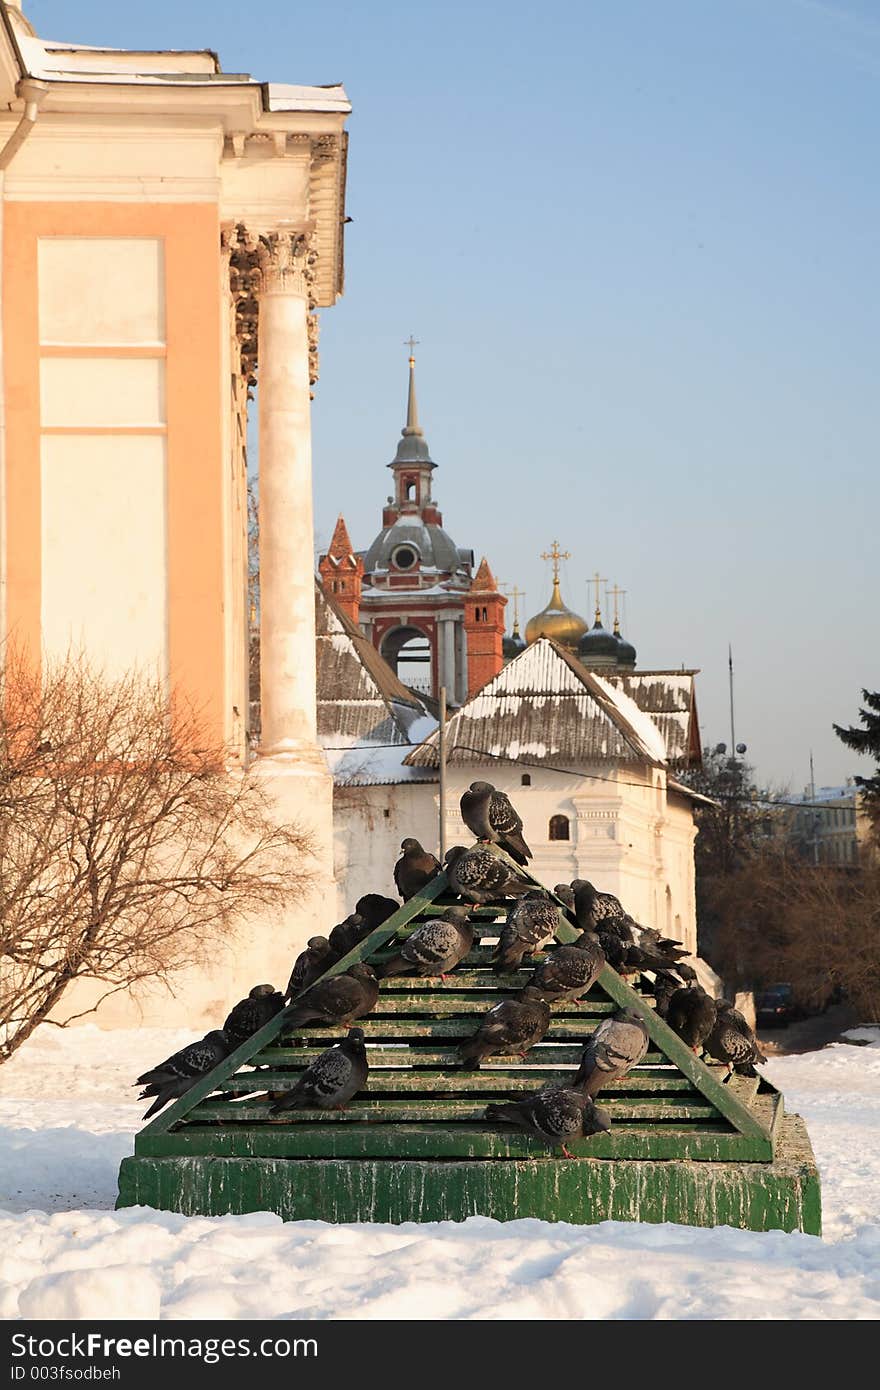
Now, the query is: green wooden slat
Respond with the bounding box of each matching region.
[211,1069,698,1095]
[137,1123,770,1162]
[187,1098,722,1124]
[251,1044,667,1067]
[260,1020,663,1045]
[281,992,617,1020]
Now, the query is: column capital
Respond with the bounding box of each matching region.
[256,227,319,299]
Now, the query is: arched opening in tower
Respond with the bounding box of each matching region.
[380,624,433,696]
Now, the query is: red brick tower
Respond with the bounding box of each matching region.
[318,514,363,625]
[464,557,507,697]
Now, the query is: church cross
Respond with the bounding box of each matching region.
[501,583,525,629]
[540,541,570,585]
[591,570,608,621]
[404,334,419,361]
[608,582,626,630]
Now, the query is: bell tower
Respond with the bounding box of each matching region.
[464,558,507,697]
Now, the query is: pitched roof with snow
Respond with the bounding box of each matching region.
[315,583,438,785]
[603,671,702,767]
[404,636,668,771]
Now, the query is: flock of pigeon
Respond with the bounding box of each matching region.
[134,781,767,1156]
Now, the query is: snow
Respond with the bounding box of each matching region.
[591,674,669,765]
[2,1025,880,1319]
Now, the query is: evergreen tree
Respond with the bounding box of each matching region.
[834,689,880,825]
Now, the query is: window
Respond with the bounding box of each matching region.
[521,773,531,786]
[392,545,418,571]
[482,606,488,621]
[549,814,570,841]
[405,479,417,501]
[474,606,481,621]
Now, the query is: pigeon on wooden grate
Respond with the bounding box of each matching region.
[553,883,576,913]
[459,781,532,864]
[492,891,560,974]
[459,986,551,1066]
[530,931,605,1002]
[270,1027,369,1113]
[444,844,531,904]
[285,937,339,1000]
[135,1030,232,1120]
[704,1000,767,1080]
[574,1008,651,1097]
[665,984,718,1053]
[380,907,474,978]
[393,838,441,900]
[223,984,285,1047]
[284,963,379,1028]
[328,913,368,958]
[355,894,402,932]
[485,1083,611,1156]
[647,973,680,1019]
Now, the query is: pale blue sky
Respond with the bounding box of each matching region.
[28,0,879,790]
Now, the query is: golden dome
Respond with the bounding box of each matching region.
[524,578,589,648]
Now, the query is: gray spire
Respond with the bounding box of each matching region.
[402,355,422,437]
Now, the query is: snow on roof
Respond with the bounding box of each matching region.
[604,671,700,766]
[405,637,668,771]
[13,26,350,110]
[315,583,438,785]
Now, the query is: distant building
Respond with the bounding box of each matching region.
[787,781,871,867]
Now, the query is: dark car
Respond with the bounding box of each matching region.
[755,983,798,1028]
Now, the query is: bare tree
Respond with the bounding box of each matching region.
[0,649,314,1062]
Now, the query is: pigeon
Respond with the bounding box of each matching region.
[223,984,285,1046]
[665,984,718,1053]
[444,844,531,904]
[459,781,532,864]
[285,937,339,1000]
[459,987,551,1066]
[355,894,402,932]
[393,838,441,900]
[328,913,368,958]
[648,973,680,1019]
[530,932,605,1002]
[574,1008,651,1096]
[135,1030,231,1119]
[380,907,474,978]
[492,891,559,973]
[283,963,379,1028]
[704,1000,767,1080]
[270,1028,368,1113]
[553,883,576,913]
[485,1084,611,1156]
[571,879,600,933]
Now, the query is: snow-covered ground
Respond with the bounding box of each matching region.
[1,1024,879,1319]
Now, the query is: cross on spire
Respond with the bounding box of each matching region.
[540,541,570,586]
[501,583,525,631]
[591,570,608,622]
[404,334,419,363]
[608,582,626,633]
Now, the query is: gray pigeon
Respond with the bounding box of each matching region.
[530,932,605,1002]
[704,1000,767,1080]
[380,907,474,978]
[666,984,718,1053]
[459,986,551,1066]
[444,844,531,904]
[492,891,559,973]
[574,1008,651,1096]
[553,883,576,912]
[135,1030,231,1119]
[270,1027,368,1113]
[328,913,368,958]
[223,984,285,1046]
[459,781,532,864]
[393,838,441,900]
[284,963,379,1028]
[649,973,680,1019]
[485,1084,611,1156]
[285,937,339,1000]
[571,879,600,932]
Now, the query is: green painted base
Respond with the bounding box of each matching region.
[117,1112,821,1235]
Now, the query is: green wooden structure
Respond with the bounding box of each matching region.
[117,851,821,1233]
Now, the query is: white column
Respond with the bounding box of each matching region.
[455,618,468,704]
[256,228,323,763]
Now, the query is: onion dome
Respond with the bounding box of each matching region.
[577,615,620,666]
[613,617,637,669]
[525,575,588,648]
[503,624,527,660]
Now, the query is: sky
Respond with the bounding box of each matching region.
[27,0,879,791]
